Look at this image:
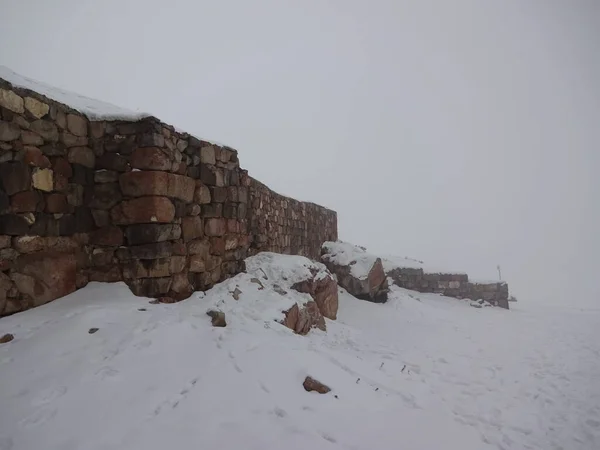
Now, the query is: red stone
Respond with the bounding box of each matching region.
[45,193,69,213]
[111,196,175,225]
[23,146,51,168]
[11,190,43,213]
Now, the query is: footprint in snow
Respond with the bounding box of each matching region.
[19,406,58,428]
[31,386,67,406]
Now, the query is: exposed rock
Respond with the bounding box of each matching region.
[232,287,242,300]
[200,145,216,165]
[68,146,95,168]
[30,120,59,142]
[292,270,338,320]
[283,301,326,335]
[207,309,227,327]
[0,89,24,113]
[24,97,49,119]
[111,196,175,225]
[303,376,330,394]
[21,130,44,146]
[24,146,51,168]
[31,168,54,192]
[0,121,21,141]
[194,181,211,204]
[66,114,88,137]
[130,147,171,171]
[321,241,388,303]
[0,333,15,344]
[88,328,99,334]
[11,251,77,306]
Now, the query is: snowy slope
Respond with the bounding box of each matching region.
[0,256,599,450]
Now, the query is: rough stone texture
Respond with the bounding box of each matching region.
[282,301,326,335]
[292,270,338,320]
[0,75,338,316]
[303,376,331,394]
[322,255,388,303]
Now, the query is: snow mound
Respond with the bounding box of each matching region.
[321,240,380,280]
[0,66,150,121]
[0,257,598,450]
[381,254,424,273]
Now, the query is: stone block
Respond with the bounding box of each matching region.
[94,170,119,184]
[91,209,110,227]
[130,147,171,171]
[0,121,21,141]
[138,133,165,148]
[29,120,58,142]
[0,89,24,113]
[24,97,49,119]
[89,183,122,210]
[189,255,206,273]
[194,181,211,204]
[21,131,44,146]
[51,157,72,178]
[188,238,210,257]
[0,214,29,235]
[127,277,172,297]
[111,196,175,225]
[45,193,69,213]
[200,145,216,165]
[199,165,216,185]
[60,131,88,147]
[31,168,53,192]
[128,242,173,260]
[13,236,79,253]
[11,190,43,213]
[23,146,51,168]
[119,171,195,202]
[205,218,226,237]
[200,203,222,218]
[210,186,227,203]
[88,266,122,283]
[210,237,225,255]
[90,226,124,246]
[66,114,88,137]
[68,146,95,168]
[97,153,129,172]
[0,161,31,195]
[182,216,203,242]
[125,223,181,245]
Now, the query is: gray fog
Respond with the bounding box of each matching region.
[1,0,598,306]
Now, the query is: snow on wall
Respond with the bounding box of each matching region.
[0,67,337,316]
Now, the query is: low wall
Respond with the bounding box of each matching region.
[0,75,337,316]
[387,266,509,309]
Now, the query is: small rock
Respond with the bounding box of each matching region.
[250,277,264,290]
[0,333,14,344]
[24,97,49,119]
[149,299,160,304]
[158,296,177,304]
[207,310,227,327]
[303,376,330,394]
[232,287,242,300]
[88,328,99,334]
[273,284,287,296]
[138,308,147,311]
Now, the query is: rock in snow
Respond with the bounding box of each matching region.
[321,241,388,302]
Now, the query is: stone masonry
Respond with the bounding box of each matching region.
[0,76,337,316]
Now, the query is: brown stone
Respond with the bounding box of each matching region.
[201,203,222,218]
[170,272,193,298]
[127,242,173,260]
[182,216,203,242]
[189,255,206,273]
[303,376,330,394]
[97,153,129,172]
[292,273,338,320]
[94,170,119,183]
[68,146,95,168]
[24,97,49,119]
[89,121,105,139]
[90,226,124,246]
[45,193,69,213]
[123,258,178,279]
[52,157,72,178]
[207,309,226,327]
[119,171,195,202]
[89,183,122,210]
[21,130,44,146]
[210,186,227,203]
[11,251,77,306]
[125,224,181,245]
[91,248,115,266]
[88,266,122,283]
[130,147,171,171]
[188,238,210,257]
[186,204,201,216]
[24,146,51,168]
[111,196,175,225]
[0,333,14,344]
[67,114,88,137]
[66,184,84,206]
[0,214,29,235]
[200,146,216,165]
[0,161,31,195]
[60,132,88,147]
[210,237,225,255]
[29,120,58,142]
[0,235,10,249]
[127,277,172,297]
[0,121,20,141]
[10,190,43,213]
[204,218,226,237]
[199,165,217,185]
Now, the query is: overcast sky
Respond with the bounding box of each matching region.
[1,0,599,306]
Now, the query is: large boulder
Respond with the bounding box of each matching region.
[291,268,338,320]
[321,241,388,303]
[282,301,326,335]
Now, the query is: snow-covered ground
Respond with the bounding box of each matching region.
[0,255,598,450]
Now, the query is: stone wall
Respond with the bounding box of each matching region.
[248,178,337,261]
[387,266,509,309]
[0,77,338,316]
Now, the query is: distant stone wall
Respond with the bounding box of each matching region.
[387,266,509,309]
[248,178,337,261]
[0,77,338,316]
